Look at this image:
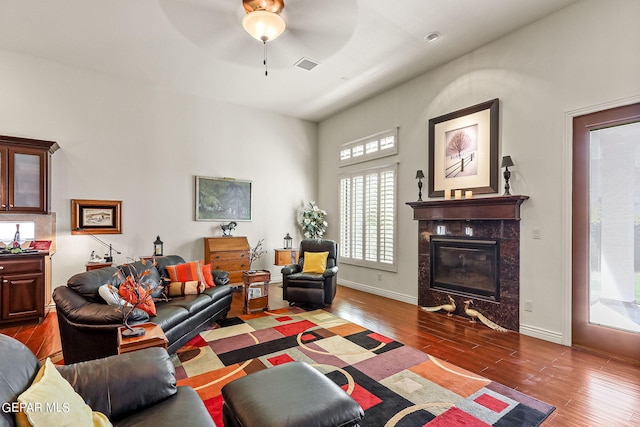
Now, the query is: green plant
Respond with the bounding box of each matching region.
[300,201,328,239]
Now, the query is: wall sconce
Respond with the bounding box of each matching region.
[284,233,292,249]
[153,235,164,256]
[501,156,515,195]
[415,170,425,201]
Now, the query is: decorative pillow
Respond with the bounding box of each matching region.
[166,261,205,283]
[16,358,112,427]
[302,251,329,274]
[167,280,206,297]
[98,284,131,307]
[118,277,157,316]
[201,263,215,288]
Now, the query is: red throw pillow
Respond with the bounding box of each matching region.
[201,263,215,288]
[166,261,205,283]
[119,277,157,316]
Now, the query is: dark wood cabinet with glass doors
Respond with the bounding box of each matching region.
[0,135,59,214]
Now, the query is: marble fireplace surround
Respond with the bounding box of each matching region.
[407,195,528,331]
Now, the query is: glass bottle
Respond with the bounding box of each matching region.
[12,224,20,248]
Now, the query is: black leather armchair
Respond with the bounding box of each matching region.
[281,239,338,306]
[0,334,215,427]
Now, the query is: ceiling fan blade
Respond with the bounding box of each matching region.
[159,0,358,70]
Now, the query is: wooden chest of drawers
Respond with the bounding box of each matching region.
[203,237,250,284]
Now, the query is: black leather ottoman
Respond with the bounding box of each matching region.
[221,361,364,427]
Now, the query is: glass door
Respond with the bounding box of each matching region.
[572,102,640,361]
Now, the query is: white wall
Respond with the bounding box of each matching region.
[0,49,317,288]
[317,0,640,343]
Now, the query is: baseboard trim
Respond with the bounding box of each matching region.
[519,323,564,344]
[338,280,418,305]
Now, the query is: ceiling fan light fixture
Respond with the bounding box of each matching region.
[242,10,286,42]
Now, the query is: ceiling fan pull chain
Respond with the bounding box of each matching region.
[263,39,268,76]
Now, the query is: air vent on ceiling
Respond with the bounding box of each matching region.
[294,57,319,71]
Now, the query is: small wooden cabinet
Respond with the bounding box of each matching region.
[203,236,250,284]
[0,135,59,214]
[274,248,299,266]
[0,254,49,324]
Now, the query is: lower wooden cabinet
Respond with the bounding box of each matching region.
[0,254,49,324]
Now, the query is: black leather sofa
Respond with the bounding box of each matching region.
[52,255,233,364]
[0,333,216,427]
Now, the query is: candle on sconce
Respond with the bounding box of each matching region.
[444,189,452,200]
[465,190,473,198]
[454,190,462,200]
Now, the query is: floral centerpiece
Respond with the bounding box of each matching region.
[300,201,328,239]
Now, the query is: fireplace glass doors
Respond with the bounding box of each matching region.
[430,237,499,301]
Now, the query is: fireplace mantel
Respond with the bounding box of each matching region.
[406,195,529,221]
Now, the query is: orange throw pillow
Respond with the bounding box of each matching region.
[201,263,215,288]
[166,261,205,283]
[119,277,157,316]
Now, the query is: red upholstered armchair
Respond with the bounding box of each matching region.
[281,239,338,306]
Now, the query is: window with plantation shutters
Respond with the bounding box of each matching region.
[339,163,397,271]
[339,128,398,166]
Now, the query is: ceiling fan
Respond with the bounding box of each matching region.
[158,0,358,71]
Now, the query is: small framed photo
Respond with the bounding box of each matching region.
[71,199,122,235]
[428,98,500,197]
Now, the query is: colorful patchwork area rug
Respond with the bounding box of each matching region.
[173,307,554,426]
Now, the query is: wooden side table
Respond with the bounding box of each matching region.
[242,270,270,314]
[117,322,168,354]
[274,248,299,266]
[85,262,113,271]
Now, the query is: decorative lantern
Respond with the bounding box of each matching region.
[284,233,292,249]
[153,235,164,256]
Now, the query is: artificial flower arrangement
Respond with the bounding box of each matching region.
[300,201,328,239]
[248,238,267,271]
[113,258,163,337]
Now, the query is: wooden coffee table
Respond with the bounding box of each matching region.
[242,270,270,314]
[117,322,168,354]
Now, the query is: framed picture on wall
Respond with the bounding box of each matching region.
[195,176,252,221]
[428,98,499,197]
[71,199,122,234]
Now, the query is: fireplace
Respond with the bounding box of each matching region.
[430,237,499,302]
[407,196,528,331]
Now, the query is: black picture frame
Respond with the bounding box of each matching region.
[428,98,499,197]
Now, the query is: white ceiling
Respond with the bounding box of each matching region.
[0,0,578,122]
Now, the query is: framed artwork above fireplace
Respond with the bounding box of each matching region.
[428,98,499,197]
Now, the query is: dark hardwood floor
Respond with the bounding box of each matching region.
[2,284,639,426]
